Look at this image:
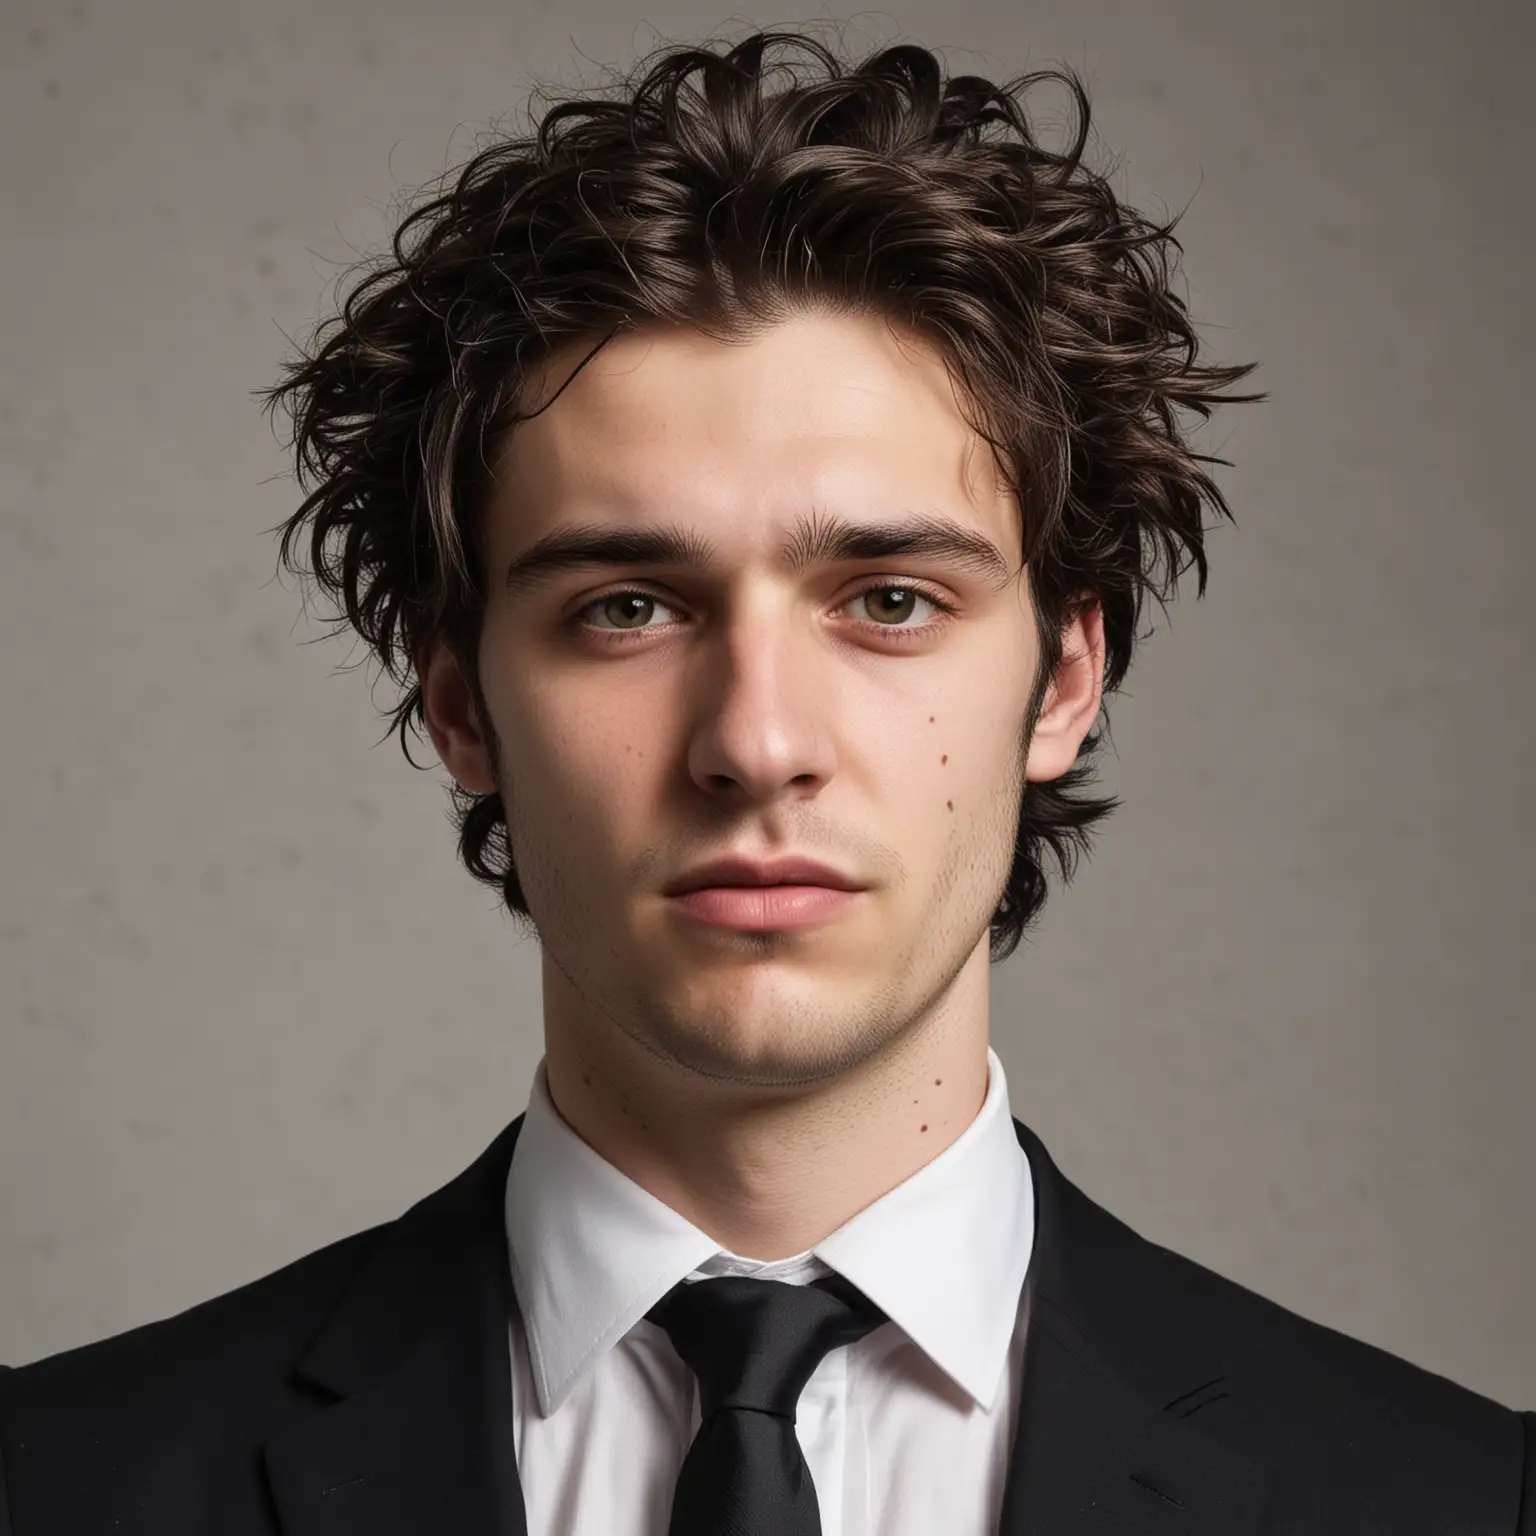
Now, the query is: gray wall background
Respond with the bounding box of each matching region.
[2,0,1531,1404]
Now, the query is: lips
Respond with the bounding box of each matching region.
[663,855,864,896]
[669,883,861,931]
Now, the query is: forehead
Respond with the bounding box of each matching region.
[488,311,1014,549]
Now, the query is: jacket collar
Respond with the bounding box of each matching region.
[262,1113,1271,1535]
[261,1117,527,1536]
[1002,1116,1272,1531]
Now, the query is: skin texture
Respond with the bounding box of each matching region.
[421,309,1105,1258]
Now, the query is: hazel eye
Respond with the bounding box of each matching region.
[582,591,683,631]
[857,584,941,626]
[571,579,957,642]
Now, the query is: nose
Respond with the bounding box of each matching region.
[683,596,839,806]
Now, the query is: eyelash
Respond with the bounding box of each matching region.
[571,579,960,644]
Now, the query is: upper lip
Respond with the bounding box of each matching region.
[664,855,866,896]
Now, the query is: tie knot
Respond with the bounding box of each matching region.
[646,1272,887,1422]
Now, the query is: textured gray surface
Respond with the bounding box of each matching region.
[1,0,1531,1404]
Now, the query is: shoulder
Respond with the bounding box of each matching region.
[0,1116,523,1535]
[2,1219,383,1410]
[0,1221,386,1534]
[1051,1179,1534,1531]
[1011,1107,1535,1534]
[1157,1226,1517,1424]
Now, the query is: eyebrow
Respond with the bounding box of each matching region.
[502,509,1016,599]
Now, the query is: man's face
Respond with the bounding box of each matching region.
[442,311,1048,1087]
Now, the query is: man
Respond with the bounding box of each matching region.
[1,27,1530,1536]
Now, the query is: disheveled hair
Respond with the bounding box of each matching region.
[259,26,1263,963]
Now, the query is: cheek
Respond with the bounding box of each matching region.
[922,701,1024,806]
[512,682,662,823]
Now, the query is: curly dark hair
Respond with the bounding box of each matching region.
[258,26,1262,964]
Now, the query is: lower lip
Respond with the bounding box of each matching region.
[668,885,862,931]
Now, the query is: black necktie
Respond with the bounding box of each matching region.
[645,1271,889,1536]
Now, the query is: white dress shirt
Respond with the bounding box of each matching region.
[503,1047,1035,1536]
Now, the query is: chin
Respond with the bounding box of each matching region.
[640,1003,891,1091]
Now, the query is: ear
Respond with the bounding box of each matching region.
[418,636,499,796]
[1023,596,1106,782]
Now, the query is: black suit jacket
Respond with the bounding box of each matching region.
[1,1113,1531,1534]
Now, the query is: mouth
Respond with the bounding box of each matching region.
[666,883,863,932]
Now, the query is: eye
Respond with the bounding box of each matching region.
[853,583,954,630]
[578,590,685,633]
[571,580,958,639]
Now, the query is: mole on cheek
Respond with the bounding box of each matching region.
[946,800,954,811]
[941,754,948,765]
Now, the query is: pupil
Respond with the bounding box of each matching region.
[610,594,650,627]
[870,587,912,622]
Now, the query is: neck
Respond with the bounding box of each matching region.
[540,945,993,1259]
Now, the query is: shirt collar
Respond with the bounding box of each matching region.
[504,1046,1033,1417]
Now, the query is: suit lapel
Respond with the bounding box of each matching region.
[260,1108,1272,1536]
[262,1117,529,1536]
[999,1117,1272,1533]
